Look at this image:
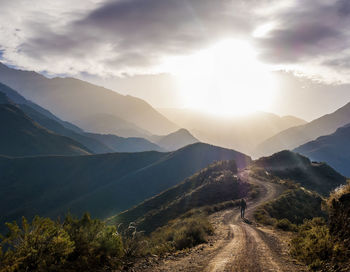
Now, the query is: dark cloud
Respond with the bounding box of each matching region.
[256,0,350,64]
[20,0,256,73]
[324,57,350,70]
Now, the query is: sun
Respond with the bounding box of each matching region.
[164,39,276,116]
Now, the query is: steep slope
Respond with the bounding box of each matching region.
[0,63,178,135]
[0,82,114,153]
[149,128,199,151]
[294,124,350,177]
[0,143,251,229]
[0,83,165,154]
[86,133,164,152]
[0,96,91,157]
[107,160,250,233]
[252,150,346,195]
[159,108,306,154]
[255,101,350,157]
[0,82,82,133]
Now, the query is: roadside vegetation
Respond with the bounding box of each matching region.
[254,187,325,231]
[0,213,123,272]
[290,181,350,271]
[252,164,350,272]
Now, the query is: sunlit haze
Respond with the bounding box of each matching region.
[163,39,276,116]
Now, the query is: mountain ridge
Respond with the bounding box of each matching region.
[0,62,178,136]
[255,101,350,157]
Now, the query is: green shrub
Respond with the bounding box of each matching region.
[0,216,74,272]
[0,214,123,272]
[63,213,123,270]
[254,188,325,228]
[274,218,297,232]
[290,218,333,270]
[146,214,213,255]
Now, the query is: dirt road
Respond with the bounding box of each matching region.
[131,170,307,272]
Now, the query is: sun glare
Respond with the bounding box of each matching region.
[163,39,276,116]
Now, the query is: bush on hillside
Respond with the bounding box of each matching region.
[254,188,325,227]
[290,182,350,271]
[0,214,123,272]
[290,218,334,270]
[63,213,123,270]
[274,218,297,232]
[0,216,74,272]
[145,214,213,255]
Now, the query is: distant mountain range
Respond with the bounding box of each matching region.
[73,113,152,138]
[0,83,166,154]
[0,62,178,136]
[294,124,350,177]
[158,108,306,155]
[149,128,199,151]
[255,101,350,158]
[0,143,251,230]
[0,92,91,157]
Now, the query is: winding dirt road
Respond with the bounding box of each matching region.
[130,170,307,272]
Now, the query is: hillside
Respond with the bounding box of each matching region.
[294,124,350,177]
[149,128,199,151]
[73,113,152,138]
[252,150,346,195]
[255,101,350,157]
[0,143,251,230]
[0,101,91,157]
[86,133,164,152]
[107,160,251,233]
[0,62,178,136]
[0,83,166,154]
[158,108,306,154]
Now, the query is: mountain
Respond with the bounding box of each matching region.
[107,160,250,233]
[0,82,83,133]
[254,101,350,157]
[86,133,164,152]
[158,108,306,154]
[294,124,350,177]
[0,62,178,136]
[73,113,151,138]
[0,93,91,157]
[149,128,199,151]
[252,150,346,195]
[0,143,251,229]
[0,83,166,154]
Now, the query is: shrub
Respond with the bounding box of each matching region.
[290,218,333,270]
[0,216,74,272]
[274,218,297,232]
[0,214,124,272]
[63,213,123,270]
[254,188,325,227]
[146,214,213,255]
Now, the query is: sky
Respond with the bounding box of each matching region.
[1,0,350,120]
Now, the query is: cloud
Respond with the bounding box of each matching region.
[256,0,350,75]
[1,0,350,82]
[1,0,258,76]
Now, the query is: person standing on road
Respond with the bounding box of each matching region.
[240,198,247,218]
